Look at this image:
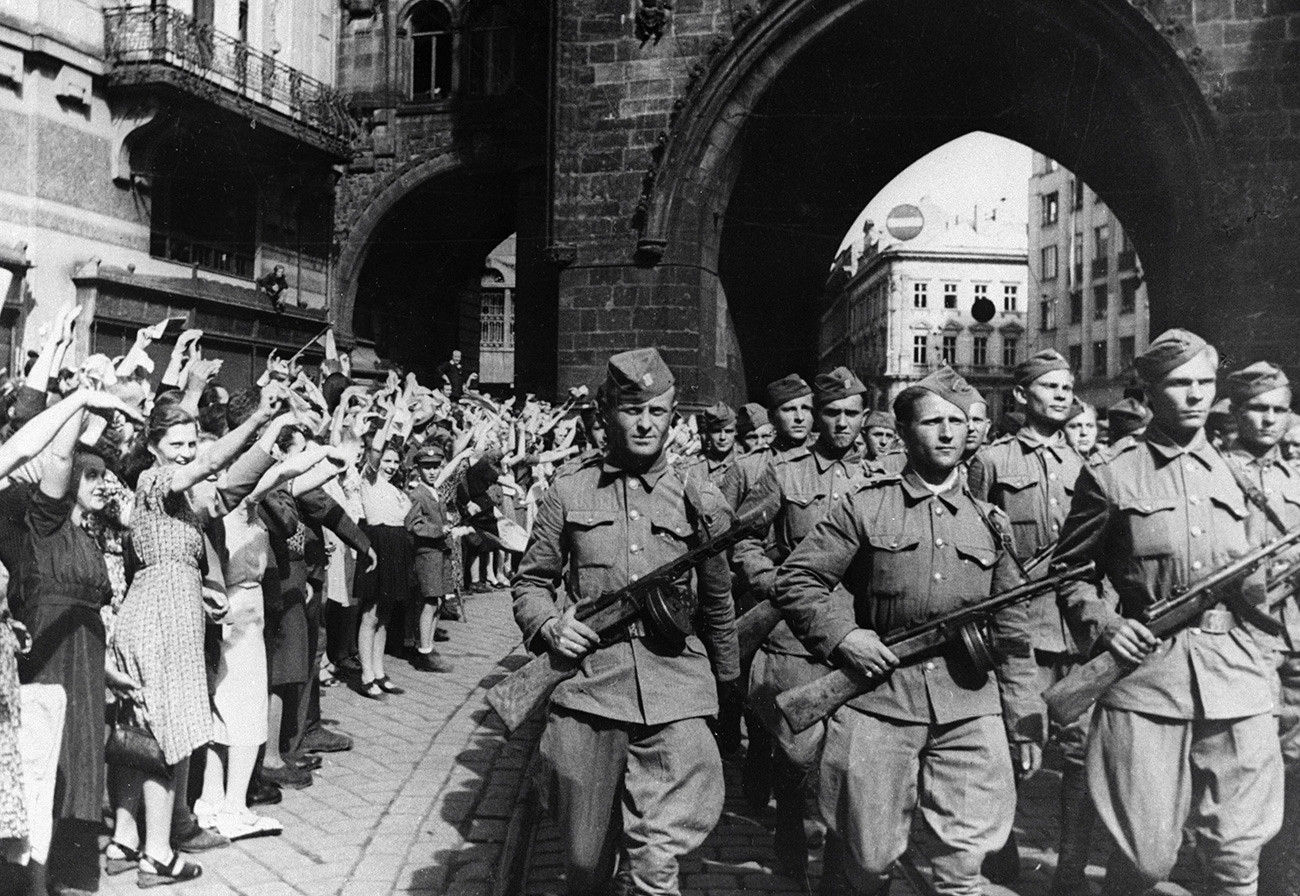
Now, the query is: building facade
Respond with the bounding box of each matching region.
[820,202,1028,423]
[1026,152,1150,408]
[0,0,348,384]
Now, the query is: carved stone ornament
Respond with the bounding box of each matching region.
[635,0,674,44]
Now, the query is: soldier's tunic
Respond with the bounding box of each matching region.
[678,449,735,491]
[1052,430,1283,891]
[513,453,739,896]
[776,469,1041,896]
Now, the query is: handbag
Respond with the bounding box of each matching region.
[105,698,172,781]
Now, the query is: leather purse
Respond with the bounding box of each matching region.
[105,699,172,781]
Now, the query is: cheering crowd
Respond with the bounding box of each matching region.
[0,303,637,894]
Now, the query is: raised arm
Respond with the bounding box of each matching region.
[247,444,333,505]
[37,400,86,502]
[168,382,287,494]
[0,390,139,483]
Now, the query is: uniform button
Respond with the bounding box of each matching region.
[629,510,640,520]
[933,573,943,582]
[834,469,842,477]
[1189,496,1200,505]
[1190,527,1201,537]
[935,538,945,548]
[630,573,639,582]
[1052,523,1060,531]
[1192,561,1203,571]
[933,506,943,515]
[630,544,640,553]
[1185,462,1196,473]
[1140,505,1151,512]
[890,541,899,549]
[925,661,936,670]
[1048,472,1058,481]
[629,481,639,490]
[1050,497,1059,506]
[832,493,839,500]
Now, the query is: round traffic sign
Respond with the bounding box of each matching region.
[886,204,925,241]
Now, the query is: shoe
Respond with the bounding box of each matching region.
[288,752,323,771]
[260,763,313,789]
[375,675,405,694]
[360,679,387,700]
[410,651,454,673]
[137,851,202,888]
[171,818,229,854]
[445,597,466,620]
[211,810,283,842]
[336,655,362,673]
[191,798,220,831]
[299,725,352,753]
[104,841,140,876]
[247,777,282,806]
[434,627,450,642]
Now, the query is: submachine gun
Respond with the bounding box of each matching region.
[486,505,774,734]
[1044,526,1300,726]
[775,561,1096,734]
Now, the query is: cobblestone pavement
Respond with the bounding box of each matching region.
[97,589,533,896]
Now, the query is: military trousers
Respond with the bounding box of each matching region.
[1088,706,1283,896]
[537,706,724,896]
[819,709,1015,896]
[1251,653,1300,896]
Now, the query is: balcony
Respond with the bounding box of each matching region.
[103,6,356,157]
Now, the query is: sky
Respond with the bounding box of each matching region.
[838,131,1034,253]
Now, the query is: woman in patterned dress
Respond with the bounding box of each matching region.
[109,386,287,887]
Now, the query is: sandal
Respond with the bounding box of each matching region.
[360,679,387,700]
[104,840,140,876]
[375,675,405,695]
[137,851,202,888]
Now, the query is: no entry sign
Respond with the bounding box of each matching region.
[886,204,925,241]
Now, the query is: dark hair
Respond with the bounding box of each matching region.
[321,372,352,413]
[198,383,226,410]
[892,387,930,426]
[198,402,229,437]
[146,404,196,447]
[153,389,185,411]
[226,387,261,429]
[275,423,307,454]
[71,445,109,492]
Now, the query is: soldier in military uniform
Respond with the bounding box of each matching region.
[1051,330,1283,896]
[737,402,774,455]
[680,402,737,489]
[512,348,740,896]
[1063,400,1101,465]
[963,391,992,465]
[967,349,1088,893]
[775,366,1042,896]
[863,410,897,460]
[721,374,814,510]
[1220,362,1300,896]
[732,367,869,880]
[1105,397,1151,446]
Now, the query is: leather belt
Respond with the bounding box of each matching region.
[1195,607,1236,634]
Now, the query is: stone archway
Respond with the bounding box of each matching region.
[634,0,1223,396]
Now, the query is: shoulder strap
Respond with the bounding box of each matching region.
[1223,452,1291,535]
[671,464,706,550]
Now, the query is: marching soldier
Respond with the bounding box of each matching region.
[862,410,907,480]
[512,348,740,895]
[1063,400,1102,465]
[737,402,774,455]
[680,401,737,488]
[967,349,1088,893]
[721,374,814,510]
[775,366,1042,896]
[1051,330,1283,896]
[732,367,869,881]
[1220,362,1300,896]
[962,391,992,466]
[1105,397,1151,445]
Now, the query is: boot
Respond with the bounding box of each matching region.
[772,751,811,884]
[982,829,1021,885]
[1100,851,1150,896]
[1260,773,1300,896]
[1052,765,1098,896]
[742,720,773,814]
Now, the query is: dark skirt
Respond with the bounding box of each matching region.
[267,559,310,687]
[18,600,105,823]
[355,524,412,622]
[413,547,454,599]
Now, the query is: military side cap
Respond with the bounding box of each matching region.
[813,366,867,405]
[700,401,736,431]
[1134,328,1211,383]
[737,402,770,435]
[895,365,977,417]
[864,410,896,431]
[1064,398,1089,421]
[605,347,674,402]
[413,443,446,465]
[1107,397,1152,438]
[1226,360,1291,404]
[1015,349,1071,386]
[766,374,812,409]
[1208,398,1232,418]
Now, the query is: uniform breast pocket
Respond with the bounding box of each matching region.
[997,476,1040,544]
[953,543,998,571]
[649,506,694,556]
[1119,499,1178,558]
[867,533,921,597]
[566,509,620,568]
[785,491,827,535]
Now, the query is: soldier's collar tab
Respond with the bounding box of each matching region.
[900,466,963,510]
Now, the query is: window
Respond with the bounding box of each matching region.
[1120,335,1136,370]
[974,283,988,307]
[1002,336,1019,367]
[912,282,928,308]
[1120,278,1138,314]
[409,2,453,101]
[1093,340,1108,378]
[1003,284,1018,312]
[1071,232,1083,285]
[943,282,958,309]
[912,334,928,366]
[480,290,514,349]
[1068,344,1083,373]
[1072,177,1084,210]
[941,334,957,364]
[1040,245,1058,280]
[465,1,519,95]
[1041,192,1059,226]
[1039,296,1056,330]
[1094,223,1110,259]
[1093,285,1108,320]
[973,335,989,367]
[1069,291,1083,324]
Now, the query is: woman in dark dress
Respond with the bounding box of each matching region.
[16,394,139,895]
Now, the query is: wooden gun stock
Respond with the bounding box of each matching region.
[1044,526,1300,726]
[486,651,579,733]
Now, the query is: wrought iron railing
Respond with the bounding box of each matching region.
[103,6,355,151]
